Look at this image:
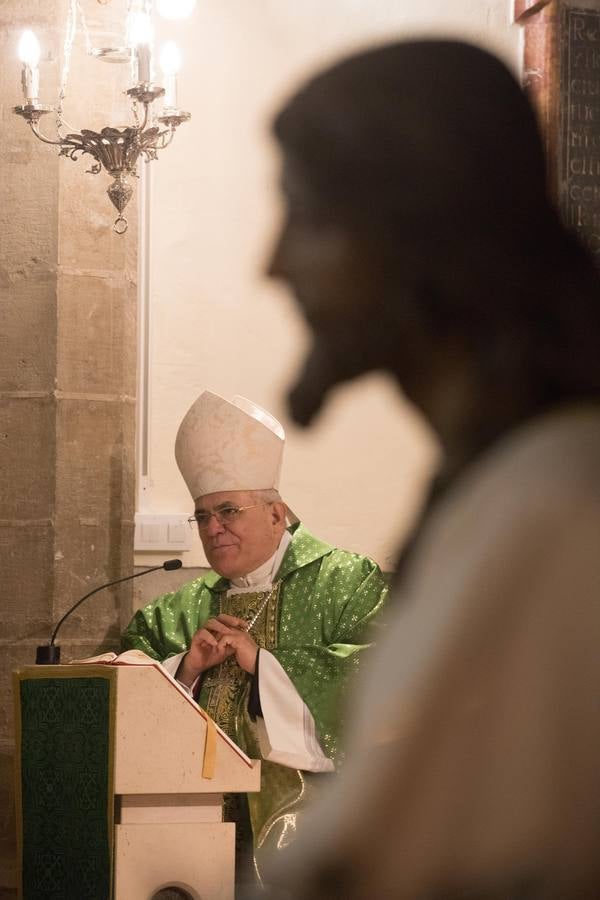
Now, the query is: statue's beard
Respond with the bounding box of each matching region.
[286,287,435,427]
[287,338,334,426]
[287,330,382,427]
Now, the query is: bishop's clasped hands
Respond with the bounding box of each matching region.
[184,614,259,683]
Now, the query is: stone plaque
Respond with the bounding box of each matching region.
[560,3,600,260]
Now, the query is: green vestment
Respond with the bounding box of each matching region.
[121,523,388,877]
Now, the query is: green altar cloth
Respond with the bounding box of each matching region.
[14,667,116,900]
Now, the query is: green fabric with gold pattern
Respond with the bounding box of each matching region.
[121,522,388,874]
[15,671,115,900]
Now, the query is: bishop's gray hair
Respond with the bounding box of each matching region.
[252,488,283,505]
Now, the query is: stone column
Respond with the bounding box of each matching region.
[0,1,137,894]
[516,0,600,262]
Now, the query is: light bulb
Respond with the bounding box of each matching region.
[160,41,181,77]
[18,30,40,67]
[156,0,196,21]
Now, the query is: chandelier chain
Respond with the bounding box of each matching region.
[57,0,77,132]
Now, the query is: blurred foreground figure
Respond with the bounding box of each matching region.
[264,40,600,900]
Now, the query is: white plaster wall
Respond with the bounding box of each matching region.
[139,0,522,570]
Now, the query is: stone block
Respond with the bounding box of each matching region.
[52,398,135,636]
[56,271,137,397]
[57,153,139,264]
[0,14,60,273]
[0,396,55,521]
[0,524,54,642]
[0,280,57,393]
[0,153,58,271]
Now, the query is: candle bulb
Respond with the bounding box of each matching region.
[129,11,153,84]
[160,41,181,109]
[137,44,151,84]
[18,30,41,102]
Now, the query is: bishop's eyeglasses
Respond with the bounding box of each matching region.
[187,503,266,531]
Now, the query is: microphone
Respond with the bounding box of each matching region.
[35,559,183,665]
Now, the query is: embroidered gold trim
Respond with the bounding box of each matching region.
[200,582,282,740]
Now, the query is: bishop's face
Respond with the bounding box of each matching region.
[194,490,286,580]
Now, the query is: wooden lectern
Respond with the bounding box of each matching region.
[14,662,261,900]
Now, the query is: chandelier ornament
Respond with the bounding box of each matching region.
[13,1,192,234]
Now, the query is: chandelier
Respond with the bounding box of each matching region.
[13,0,192,234]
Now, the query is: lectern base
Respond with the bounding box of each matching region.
[114,822,235,900]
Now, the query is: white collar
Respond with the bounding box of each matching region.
[227,530,292,595]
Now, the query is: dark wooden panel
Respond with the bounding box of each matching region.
[559,3,600,259]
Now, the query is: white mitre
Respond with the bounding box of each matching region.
[175,390,285,500]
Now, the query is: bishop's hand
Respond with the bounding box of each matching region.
[178,614,258,685]
[206,613,259,674]
[216,627,259,674]
[177,619,236,686]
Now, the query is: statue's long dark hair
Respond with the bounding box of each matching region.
[273,40,600,407]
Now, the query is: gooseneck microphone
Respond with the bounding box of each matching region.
[35,559,183,664]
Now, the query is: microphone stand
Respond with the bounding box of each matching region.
[36,559,182,664]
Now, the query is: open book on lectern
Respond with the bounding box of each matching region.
[68,647,252,767]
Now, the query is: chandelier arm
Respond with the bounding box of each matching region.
[154,126,176,150]
[29,119,78,148]
[139,102,150,133]
[56,118,79,139]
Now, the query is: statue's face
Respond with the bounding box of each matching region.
[268,156,388,425]
[269,161,355,331]
[268,154,473,443]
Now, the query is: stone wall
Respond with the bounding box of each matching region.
[0,1,137,892]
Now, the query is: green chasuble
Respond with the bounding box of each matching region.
[121,523,388,877]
